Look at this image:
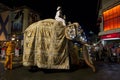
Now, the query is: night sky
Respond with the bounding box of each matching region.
[0,0,99,35]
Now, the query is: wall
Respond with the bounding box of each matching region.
[0,6,40,41]
[0,11,11,41]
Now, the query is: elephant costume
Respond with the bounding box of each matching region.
[23,19,95,72]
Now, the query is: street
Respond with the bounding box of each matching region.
[1,59,120,80]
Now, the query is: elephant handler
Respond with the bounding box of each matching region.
[4,38,16,70]
[55,6,66,26]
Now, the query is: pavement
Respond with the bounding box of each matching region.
[1,56,120,80]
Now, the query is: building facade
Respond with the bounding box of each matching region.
[0,4,40,41]
[98,0,120,46]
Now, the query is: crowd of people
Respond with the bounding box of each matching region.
[89,42,120,63]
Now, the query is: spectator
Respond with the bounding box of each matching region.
[116,45,120,63]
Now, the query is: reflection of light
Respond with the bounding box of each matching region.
[102,38,120,40]
[93,43,96,46]
[11,38,15,41]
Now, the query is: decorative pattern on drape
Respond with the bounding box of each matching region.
[23,19,71,69]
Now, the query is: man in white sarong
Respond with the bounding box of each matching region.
[55,6,66,26]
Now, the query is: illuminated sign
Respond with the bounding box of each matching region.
[101,33,120,39]
[103,5,120,31]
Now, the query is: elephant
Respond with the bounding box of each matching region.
[23,19,96,72]
[65,22,96,72]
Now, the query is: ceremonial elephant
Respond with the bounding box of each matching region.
[23,19,96,72]
[65,22,96,72]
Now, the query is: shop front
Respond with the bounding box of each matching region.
[99,32,120,46]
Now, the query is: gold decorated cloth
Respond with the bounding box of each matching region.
[23,19,71,69]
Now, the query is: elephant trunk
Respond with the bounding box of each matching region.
[82,45,96,72]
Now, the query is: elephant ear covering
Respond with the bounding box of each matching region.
[65,22,86,43]
[65,23,78,40]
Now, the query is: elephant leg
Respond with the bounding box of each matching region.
[82,45,96,72]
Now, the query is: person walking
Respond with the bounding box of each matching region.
[4,39,15,70]
[15,44,20,57]
[1,42,6,59]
